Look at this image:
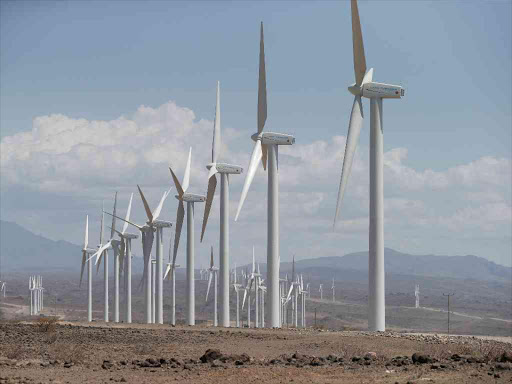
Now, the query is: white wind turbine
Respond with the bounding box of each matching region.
[319,284,323,301]
[201,81,243,328]
[91,195,117,322]
[235,22,296,328]
[29,276,34,315]
[205,246,219,327]
[0,281,5,298]
[331,278,335,302]
[164,233,180,326]
[242,247,260,328]
[107,187,172,324]
[415,284,420,309]
[108,194,138,323]
[80,215,96,322]
[334,0,405,332]
[169,148,206,326]
[299,275,307,328]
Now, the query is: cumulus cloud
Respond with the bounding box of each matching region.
[1,100,510,266]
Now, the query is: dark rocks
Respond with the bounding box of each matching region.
[495,363,512,371]
[200,349,223,363]
[411,353,433,364]
[234,360,244,366]
[210,360,222,368]
[352,356,361,362]
[102,360,114,370]
[500,351,512,363]
[451,354,462,362]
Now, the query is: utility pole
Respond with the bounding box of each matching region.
[443,292,455,335]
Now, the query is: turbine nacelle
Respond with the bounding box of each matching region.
[206,162,243,174]
[175,193,206,203]
[362,82,404,99]
[251,132,295,145]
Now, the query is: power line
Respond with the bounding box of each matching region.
[443,292,455,336]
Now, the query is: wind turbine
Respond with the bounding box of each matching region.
[169,148,206,326]
[242,247,260,328]
[201,81,243,328]
[299,275,307,328]
[92,195,117,322]
[232,264,242,327]
[164,234,180,326]
[107,187,172,324]
[415,284,420,309]
[319,284,323,301]
[80,215,96,322]
[334,0,405,332]
[235,22,296,328]
[331,278,335,302]
[108,194,138,324]
[0,281,5,298]
[205,246,219,327]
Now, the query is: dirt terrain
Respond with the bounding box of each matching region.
[0,320,511,384]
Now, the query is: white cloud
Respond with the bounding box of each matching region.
[1,100,510,266]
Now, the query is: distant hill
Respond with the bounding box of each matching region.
[1,220,510,283]
[0,220,82,271]
[281,248,511,282]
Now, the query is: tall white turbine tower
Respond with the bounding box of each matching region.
[232,266,242,328]
[169,148,206,326]
[205,246,219,327]
[235,22,296,328]
[334,0,405,332]
[109,194,138,324]
[80,215,96,322]
[319,284,323,301]
[415,284,420,309]
[331,278,336,302]
[201,81,243,328]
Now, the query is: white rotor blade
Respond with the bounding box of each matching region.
[362,68,373,85]
[105,212,143,231]
[152,188,171,222]
[182,147,192,193]
[172,201,185,264]
[210,246,214,268]
[100,201,104,245]
[164,263,171,280]
[206,272,213,301]
[212,81,221,163]
[258,22,267,134]
[84,215,89,249]
[141,230,154,286]
[169,167,184,197]
[122,193,133,235]
[286,284,294,302]
[110,192,118,239]
[334,95,364,226]
[94,240,112,265]
[137,185,153,223]
[242,289,248,309]
[351,0,367,86]
[80,250,87,288]
[200,173,217,242]
[235,140,263,221]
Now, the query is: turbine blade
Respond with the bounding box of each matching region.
[261,144,267,171]
[95,241,111,265]
[258,22,267,134]
[200,174,217,242]
[137,185,153,223]
[164,263,171,280]
[242,289,248,309]
[206,272,213,301]
[110,192,118,239]
[122,193,133,234]
[173,201,185,264]
[169,167,184,197]
[286,284,294,302]
[182,147,192,192]
[362,68,373,85]
[235,140,263,221]
[152,188,171,222]
[141,230,155,286]
[212,81,221,163]
[84,215,89,249]
[105,212,143,231]
[334,95,364,226]
[80,250,86,288]
[100,201,104,245]
[210,246,214,268]
[351,0,367,86]
[107,225,123,237]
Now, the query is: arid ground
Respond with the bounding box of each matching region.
[0,319,511,384]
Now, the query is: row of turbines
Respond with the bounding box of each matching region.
[79,0,405,331]
[29,276,44,316]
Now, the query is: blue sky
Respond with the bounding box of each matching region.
[1,1,511,267]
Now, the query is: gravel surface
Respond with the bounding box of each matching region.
[0,321,511,383]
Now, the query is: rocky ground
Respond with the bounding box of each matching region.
[0,320,511,384]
